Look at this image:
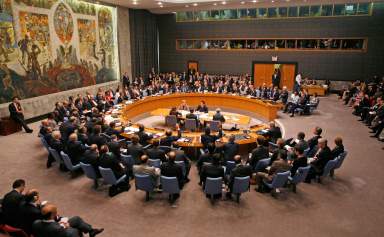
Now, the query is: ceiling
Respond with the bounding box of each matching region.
[98,0,380,13]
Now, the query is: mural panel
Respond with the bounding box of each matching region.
[0,0,118,103]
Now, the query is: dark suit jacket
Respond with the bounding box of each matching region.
[88,134,107,149]
[201,164,225,186]
[8,103,23,119]
[311,146,332,173]
[186,113,198,126]
[107,141,121,159]
[160,161,184,188]
[290,156,308,175]
[99,153,125,178]
[160,135,179,147]
[268,127,282,143]
[66,141,86,165]
[331,145,344,159]
[307,135,322,151]
[212,113,225,123]
[271,148,287,164]
[201,134,218,148]
[19,201,42,234]
[229,164,252,189]
[146,147,166,162]
[197,105,208,113]
[250,146,269,168]
[32,220,78,237]
[137,131,152,146]
[197,153,213,172]
[222,142,239,161]
[105,127,120,136]
[51,139,64,153]
[2,190,24,226]
[127,143,144,164]
[77,133,88,145]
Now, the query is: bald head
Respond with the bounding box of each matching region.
[168,151,176,161]
[41,204,57,220]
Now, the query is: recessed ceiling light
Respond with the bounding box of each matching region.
[241,1,245,4]
[193,3,198,6]
[213,2,217,5]
[271,0,275,3]
[222,1,226,5]
[185,4,189,7]
[160,5,163,7]
[252,0,258,3]
[132,1,138,5]
[157,1,162,5]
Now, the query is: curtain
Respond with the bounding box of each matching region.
[129,9,159,79]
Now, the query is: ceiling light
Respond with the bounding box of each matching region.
[193,3,198,6]
[185,4,189,7]
[213,2,217,5]
[160,5,164,7]
[157,1,162,5]
[132,1,138,5]
[241,1,245,4]
[271,0,275,2]
[222,1,226,5]
[252,0,258,3]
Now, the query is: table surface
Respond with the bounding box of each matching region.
[150,108,251,125]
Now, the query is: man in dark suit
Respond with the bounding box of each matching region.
[331,136,344,159]
[136,124,153,146]
[174,149,191,182]
[81,144,101,187]
[160,130,180,147]
[186,108,199,127]
[200,127,220,149]
[88,125,107,149]
[222,135,239,162]
[250,137,270,169]
[307,126,323,152]
[32,204,103,237]
[1,179,26,227]
[127,135,144,164]
[107,135,121,160]
[272,69,281,89]
[267,121,282,143]
[290,145,308,176]
[227,155,252,199]
[104,121,120,137]
[289,132,309,151]
[50,131,65,168]
[306,138,332,183]
[197,100,208,113]
[200,154,225,199]
[212,108,226,123]
[270,138,288,164]
[8,96,33,133]
[146,141,166,162]
[18,189,43,235]
[160,151,184,202]
[66,133,86,165]
[197,143,216,177]
[59,116,77,143]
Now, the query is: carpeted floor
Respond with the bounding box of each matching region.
[1,95,383,237]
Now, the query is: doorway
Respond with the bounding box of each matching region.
[252,61,297,90]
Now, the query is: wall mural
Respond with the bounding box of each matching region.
[0,0,119,103]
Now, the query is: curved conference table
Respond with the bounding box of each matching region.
[116,93,281,156]
[120,93,282,122]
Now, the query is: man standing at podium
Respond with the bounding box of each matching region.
[272,69,281,89]
[8,96,33,133]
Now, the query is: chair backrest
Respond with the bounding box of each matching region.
[254,158,271,171]
[322,159,338,177]
[204,177,223,195]
[161,176,180,194]
[175,161,186,177]
[271,171,290,188]
[185,119,197,131]
[99,167,117,185]
[134,174,155,192]
[225,161,236,175]
[60,151,75,170]
[148,159,161,168]
[334,151,348,169]
[209,120,221,132]
[121,154,134,167]
[165,115,177,127]
[233,176,250,194]
[48,147,62,163]
[268,141,278,149]
[80,162,97,180]
[291,166,311,184]
[159,146,172,153]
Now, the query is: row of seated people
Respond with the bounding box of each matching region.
[282,90,320,117]
[0,179,103,237]
[342,80,384,142]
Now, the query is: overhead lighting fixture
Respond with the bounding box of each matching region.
[222,1,226,4]
[157,1,162,5]
[252,0,258,3]
[213,2,217,5]
[185,4,189,7]
[132,1,138,5]
[241,1,245,4]
[271,0,275,3]
[160,5,164,7]
[193,3,198,6]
